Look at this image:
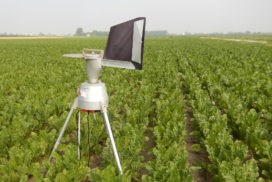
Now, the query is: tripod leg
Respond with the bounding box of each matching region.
[102,112,123,175]
[49,98,78,162]
[77,111,81,159]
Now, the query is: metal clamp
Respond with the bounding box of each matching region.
[83,49,104,58]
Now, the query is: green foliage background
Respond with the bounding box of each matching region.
[0,36,271,181]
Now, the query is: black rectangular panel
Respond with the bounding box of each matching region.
[104,17,146,70]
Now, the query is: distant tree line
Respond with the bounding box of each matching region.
[1,29,271,37]
[145,30,169,36]
[74,28,169,37]
[0,33,33,37]
[74,28,108,37]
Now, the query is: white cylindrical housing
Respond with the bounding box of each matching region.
[86,58,102,84]
[78,82,108,111]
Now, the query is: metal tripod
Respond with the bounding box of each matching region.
[48,98,123,175]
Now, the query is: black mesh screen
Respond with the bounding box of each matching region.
[104,17,146,70]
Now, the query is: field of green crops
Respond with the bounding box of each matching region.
[0,36,271,182]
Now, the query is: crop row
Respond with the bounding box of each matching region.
[179,39,272,178]
[143,49,192,181]
[175,49,260,181]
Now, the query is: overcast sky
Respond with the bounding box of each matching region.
[0,0,272,35]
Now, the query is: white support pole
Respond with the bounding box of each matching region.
[77,111,81,159]
[49,98,78,162]
[102,111,123,175]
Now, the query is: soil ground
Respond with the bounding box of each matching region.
[137,122,155,180]
[201,37,267,44]
[184,105,213,182]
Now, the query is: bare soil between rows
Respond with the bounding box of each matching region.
[184,105,213,182]
[137,121,155,180]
